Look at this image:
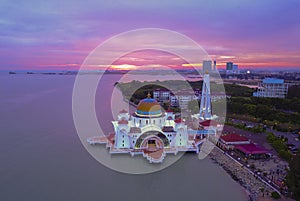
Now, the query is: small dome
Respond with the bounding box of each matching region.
[135,97,162,117]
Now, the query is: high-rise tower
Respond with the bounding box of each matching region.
[213,60,217,71]
[199,72,212,120]
[202,60,212,73]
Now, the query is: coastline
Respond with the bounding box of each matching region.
[209,146,275,201]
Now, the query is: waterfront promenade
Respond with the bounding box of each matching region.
[209,145,293,201]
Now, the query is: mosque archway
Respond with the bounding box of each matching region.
[135,131,169,148]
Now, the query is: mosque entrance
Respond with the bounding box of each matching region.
[135,131,169,149]
[141,137,163,151]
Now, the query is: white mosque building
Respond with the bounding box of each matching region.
[88,73,220,163]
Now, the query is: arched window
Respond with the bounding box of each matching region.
[146,120,148,124]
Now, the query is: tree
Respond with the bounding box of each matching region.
[271,191,281,199]
[287,86,300,99]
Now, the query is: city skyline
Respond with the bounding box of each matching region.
[0,0,299,70]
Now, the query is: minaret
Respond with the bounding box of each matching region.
[199,71,212,120]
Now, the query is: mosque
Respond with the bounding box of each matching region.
[87,73,220,163]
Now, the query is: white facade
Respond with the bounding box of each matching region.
[253,78,288,98]
[170,91,198,108]
[112,98,191,151]
[88,75,217,163]
[153,89,170,103]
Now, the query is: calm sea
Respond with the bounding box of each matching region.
[0,73,247,201]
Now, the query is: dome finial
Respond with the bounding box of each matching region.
[147,91,151,98]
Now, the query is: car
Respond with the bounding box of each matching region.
[288,144,296,150]
[291,147,298,151]
[292,129,300,134]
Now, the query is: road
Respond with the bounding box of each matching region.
[229,118,300,149]
[266,128,300,149]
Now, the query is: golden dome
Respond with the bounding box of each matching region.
[135,97,162,117]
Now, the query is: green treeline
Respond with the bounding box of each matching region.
[266,132,292,161]
[117,80,253,102]
[227,97,300,130]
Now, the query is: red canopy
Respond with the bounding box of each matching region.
[220,133,249,143]
[235,143,269,155]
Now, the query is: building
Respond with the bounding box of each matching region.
[199,120,223,132]
[170,90,198,109]
[202,60,212,73]
[217,133,250,150]
[217,133,270,159]
[153,89,170,103]
[213,60,217,71]
[87,72,218,163]
[170,93,179,107]
[88,94,216,163]
[253,78,289,98]
[226,62,239,74]
[112,95,212,162]
[235,143,270,159]
[233,64,239,74]
[154,86,227,109]
[226,62,233,70]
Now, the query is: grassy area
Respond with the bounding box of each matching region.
[225,121,265,133]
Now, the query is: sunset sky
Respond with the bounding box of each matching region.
[0,0,299,70]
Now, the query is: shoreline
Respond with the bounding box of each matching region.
[209,146,276,201]
[209,148,253,201]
